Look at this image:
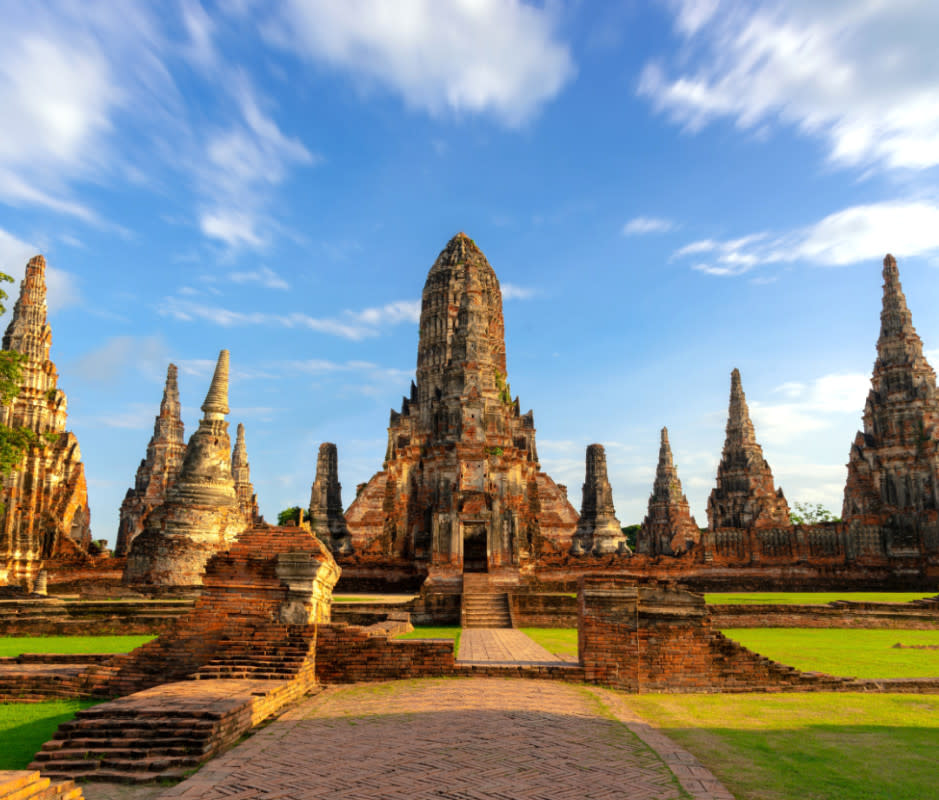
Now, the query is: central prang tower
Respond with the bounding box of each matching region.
[345,233,577,576]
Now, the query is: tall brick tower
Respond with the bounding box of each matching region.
[345,234,577,577]
[0,255,91,584]
[843,255,939,554]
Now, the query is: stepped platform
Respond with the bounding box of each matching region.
[0,771,83,800]
[460,574,512,628]
[29,678,313,784]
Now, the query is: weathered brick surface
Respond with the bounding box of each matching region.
[0,255,92,587]
[307,442,351,555]
[344,233,577,573]
[639,428,701,556]
[571,444,628,555]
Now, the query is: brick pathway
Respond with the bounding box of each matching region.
[457,628,572,665]
[153,678,734,800]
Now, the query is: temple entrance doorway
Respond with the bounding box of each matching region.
[462,524,488,573]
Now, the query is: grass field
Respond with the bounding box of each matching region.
[396,626,461,654]
[0,635,155,658]
[722,628,939,678]
[0,700,100,770]
[705,591,936,605]
[627,692,939,800]
[520,627,578,657]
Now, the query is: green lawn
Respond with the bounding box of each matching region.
[520,627,578,657]
[0,699,101,769]
[0,635,155,658]
[627,692,939,800]
[722,628,939,678]
[396,626,461,654]
[705,591,936,605]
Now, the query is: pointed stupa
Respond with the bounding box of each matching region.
[638,428,700,555]
[844,255,939,524]
[202,349,230,417]
[707,369,790,530]
[231,422,259,525]
[344,233,578,568]
[125,349,248,587]
[0,255,91,583]
[308,442,352,555]
[115,364,186,556]
[572,444,628,555]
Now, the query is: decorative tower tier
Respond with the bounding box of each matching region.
[843,255,939,555]
[344,234,577,575]
[0,255,91,585]
[707,369,790,530]
[571,444,628,555]
[116,364,186,557]
[638,427,700,555]
[308,442,352,555]
[124,350,248,587]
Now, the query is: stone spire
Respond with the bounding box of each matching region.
[844,255,939,525]
[707,369,790,530]
[125,349,247,587]
[308,442,352,555]
[638,428,700,555]
[115,364,186,557]
[231,423,259,526]
[344,233,577,570]
[0,255,91,583]
[571,444,628,555]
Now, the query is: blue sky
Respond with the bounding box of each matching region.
[2,0,939,545]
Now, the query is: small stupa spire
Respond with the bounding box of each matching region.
[638,426,700,555]
[201,349,230,418]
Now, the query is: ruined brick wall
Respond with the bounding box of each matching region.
[577,576,847,692]
[315,623,455,683]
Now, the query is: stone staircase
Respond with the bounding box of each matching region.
[193,626,315,681]
[0,771,82,800]
[461,575,512,628]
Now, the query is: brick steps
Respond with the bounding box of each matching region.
[0,771,83,800]
[462,593,511,629]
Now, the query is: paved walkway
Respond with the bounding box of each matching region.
[457,628,574,665]
[148,678,732,800]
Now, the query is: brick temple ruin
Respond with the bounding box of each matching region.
[1,243,938,594]
[343,233,578,583]
[0,256,94,586]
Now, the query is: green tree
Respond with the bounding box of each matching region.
[277,506,303,526]
[0,272,32,478]
[621,524,641,550]
[790,502,840,525]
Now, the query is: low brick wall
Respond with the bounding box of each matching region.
[578,576,849,693]
[0,598,194,636]
[710,601,939,630]
[508,592,577,627]
[315,623,455,683]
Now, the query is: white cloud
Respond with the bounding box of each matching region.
[161,296,420,341]
[640,0,939,171]
[228,266,289,290]
[71,335,168,385]
[676,201,939,276]
[500,283,536,300]
[750,372,869,446]
[259,0,575,127]
[622,216,676,235]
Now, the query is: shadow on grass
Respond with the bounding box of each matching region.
[0,700,99,770]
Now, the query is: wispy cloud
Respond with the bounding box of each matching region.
[256,0,575,127]
[500,283,536,300]
[228,266,289,289]
[161,296,420,341]
[70,335,169,385]
[622,216,675,235]
[640,1,939,171]
[675,201,939,276]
